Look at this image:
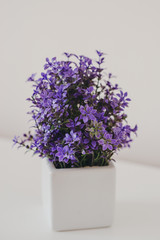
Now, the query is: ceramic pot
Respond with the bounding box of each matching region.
[42,159,116,231]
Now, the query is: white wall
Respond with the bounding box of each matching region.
[0,0,160,166]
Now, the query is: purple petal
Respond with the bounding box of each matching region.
[63,145,69,152]
[84,138,89,144]
[80,106,86,114]
[98,139,104,145]
[66,123,71,127]
[76,121,81,126]
[75,117,78,122]
[111,139,117,144]
[96,50,104,57]
[83,116,88,123]
[89,114,96,121]
[102,144,108,151]
[82,150,86,154]
[57,146,62,152]
[63,158,69,163]
[91,141,96,148]
[108,144,113,150]
[88,86,94,93]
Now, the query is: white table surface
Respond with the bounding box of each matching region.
[0,137,160,240]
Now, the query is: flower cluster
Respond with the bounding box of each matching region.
[13,51,137,168]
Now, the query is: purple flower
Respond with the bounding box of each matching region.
[86,86,94,94]
[27,73,36,82]
[55,146,76,163]
[98,138,113,151]
[102,143,113,151]
[66,117,81,128]
[13,51,137,168]
[96,50,104,57]
[64,130,80,144]
[80,105,97,123]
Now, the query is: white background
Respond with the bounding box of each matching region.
[0,0,160,166]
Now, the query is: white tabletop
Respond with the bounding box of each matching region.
[0,137,160,240]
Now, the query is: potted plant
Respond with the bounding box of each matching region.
[13,50,137,231]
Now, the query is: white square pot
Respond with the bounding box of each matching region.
[41,159,116,231]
